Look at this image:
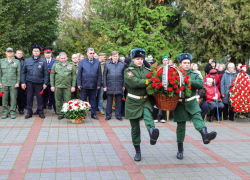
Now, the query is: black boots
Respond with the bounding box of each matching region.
[209,108,215,122]
[134,145,141,161]
[200,127,217,144]
[149,127,159,145]
[177,143,184,160]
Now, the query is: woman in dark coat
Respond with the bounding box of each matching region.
[103,51,125,120]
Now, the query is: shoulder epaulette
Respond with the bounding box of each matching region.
[144,67,151,71]
[128,67,134,70]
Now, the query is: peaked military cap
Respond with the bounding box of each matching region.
[31,44,42,51]
[130,48,146,59]
[177,53,192,63]
[43,46,53,52]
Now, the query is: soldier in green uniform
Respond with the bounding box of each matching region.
[0,48,21,119]
[174,53,217,160]
[124,48,159,161]
[50,52,77,120]
[71,54,81,99]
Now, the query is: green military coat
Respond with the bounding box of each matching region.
[124,62,154,119]
[50,61,76,88]
[0,58,21,86]
[174,69,203,122]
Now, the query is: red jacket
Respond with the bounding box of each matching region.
[205,84,222,102]
[204,74,221,90]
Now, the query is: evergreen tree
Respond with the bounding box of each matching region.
[179,0,250,63]
[88,0,182,62]
[0,0,60,57]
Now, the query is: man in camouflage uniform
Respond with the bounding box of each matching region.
[174,53,217,160]
[124,48,159,161]
[0,48,21,119]
[50,52,76,120]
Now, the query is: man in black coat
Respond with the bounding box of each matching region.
[103,51,125,121]
[15,50,26,115]
[77,48,102,120]
[21,45,49,119]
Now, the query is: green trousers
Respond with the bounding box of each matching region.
[176,112,206,143]
[130,107,155,145]
[55,88,71,116]
[2,86,18,116]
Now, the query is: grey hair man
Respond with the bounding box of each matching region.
[77,48,102,120]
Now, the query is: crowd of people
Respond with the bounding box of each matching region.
[0,45,246,123]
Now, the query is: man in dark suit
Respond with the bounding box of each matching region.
[77,48,102,120]
[42,47,57,112]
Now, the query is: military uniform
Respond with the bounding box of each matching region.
[50,61,76,117]
[21,44,49,119]
[125,48,159,162]
[71,63,81,99]
[0,57,21,118]
[174,53,217,160]
[43,46,58,112]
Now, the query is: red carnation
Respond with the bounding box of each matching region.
[151,77,155,81]
[174,84,178,89]
[12,62,14,64]
[156,72,160,77]
[152,82,157,87]
[169,68,174,72]
[244,109,247,113]
[168,87,173,92]
[146,74,151,78]
[180,86,184,91]
[155,78,160,83]
[239,109,242,113]
[75,103,78,106]
[175,89,180,93]
[172,78,176,82]
[0,91,4,97]
[122,98,126,101]
[233,108,237,112]
[69,102,73,104]
[39,90,44,95]
[186,75,190,79]
[85,103,88,107]
[48,70,51,73]
[156,84,161,90]
[159,82,163,87]
[188,86,192,90]
[69,106,72,109]
[170,81,175,85]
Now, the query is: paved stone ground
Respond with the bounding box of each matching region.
[0,101,250,180]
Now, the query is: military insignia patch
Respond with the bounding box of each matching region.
[38,65,41,68]
[127,71,134,78]
[67,65,72,70]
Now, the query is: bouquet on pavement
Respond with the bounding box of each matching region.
[61,99,91,124]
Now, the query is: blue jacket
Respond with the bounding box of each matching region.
[21,56,49,85]
[221,70,237,104]
[77,58,102,89]
[45,58,58,81]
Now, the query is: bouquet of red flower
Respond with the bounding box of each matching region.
[146,66,191,97]
[229,71,250,113]
[146,65,192,110]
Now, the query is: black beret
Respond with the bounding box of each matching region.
[130,48,146,59]
[177,53,192,63]
[31,44,42,51]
